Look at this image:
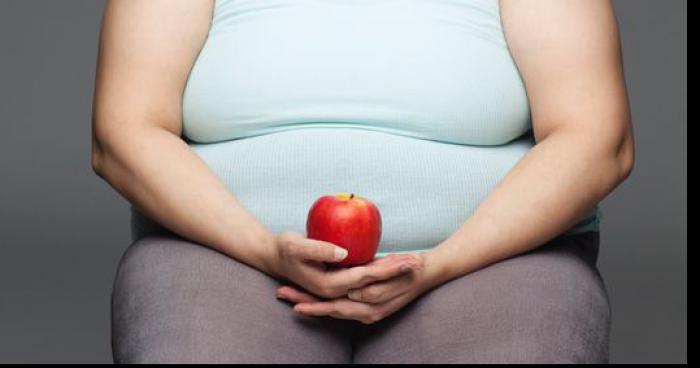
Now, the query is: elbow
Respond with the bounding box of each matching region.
[90,114,115,180]
[91,110,105,177]
[615,129,635,183]
[91,148,104,178]
[90,114,131,180]
[91,137,108,179]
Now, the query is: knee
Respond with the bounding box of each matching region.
[110,236,247,363]
[490,251,611,363]
[113,236,205,302]
[112,235,262,298]
[111,234,267,318]
[416,248,610,364]
[111,236,203,363]
[111,235,283,363]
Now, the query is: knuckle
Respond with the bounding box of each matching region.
[391,254,409,261]
[362,274,377,286]
[277,233,294,249]
[277,230,296,243]
[333,304,349,316]
[409,254,425,266]
[363,287,382,301]
[331,285,345,298]
[318,285,337,298]
[385,254,406,265]
[345,267,363,285]
[357,268,375,284]
[283,244,297,258]
[313,286,328,298]
[322,246,336,259]
[402,254,418,263]
[310,246,325,259]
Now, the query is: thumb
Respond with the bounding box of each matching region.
[290,238,349,263]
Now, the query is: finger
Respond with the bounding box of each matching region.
[370,254,425,274]
[329,257,421,291]
[276,285,322,304]
[293,253,423,299]
[288,238,349,263]
[296,290,416,324]
[293,302,335,316]
[347,272,413,304]
[294,299,378,324]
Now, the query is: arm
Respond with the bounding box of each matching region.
[92,0,416,291]
[91,0,280,276]
[424,0,635,286]
[279,0,636,324]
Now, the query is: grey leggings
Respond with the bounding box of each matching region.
[111,231,610,364]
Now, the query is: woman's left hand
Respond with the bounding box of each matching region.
[276,251,443,325]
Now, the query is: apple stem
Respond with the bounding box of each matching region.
[350,193,354,200]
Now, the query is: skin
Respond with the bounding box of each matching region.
[280,0,635,324]
[92,0,417,301]
[92,0,634,326]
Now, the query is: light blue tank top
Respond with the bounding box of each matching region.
[131,0,601,256]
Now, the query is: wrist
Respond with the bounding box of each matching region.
[418,248,454,292]
[257,230,285,281]
[222,225,284,281]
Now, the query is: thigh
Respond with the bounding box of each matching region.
[111,234,353,364]
[353,232,610,364]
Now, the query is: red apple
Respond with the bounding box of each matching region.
[306,192,382,267]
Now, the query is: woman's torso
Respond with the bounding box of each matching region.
[131,0,600,255]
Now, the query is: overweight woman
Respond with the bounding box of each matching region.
[91,0,635,364]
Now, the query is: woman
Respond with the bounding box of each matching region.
[92,0,634,363]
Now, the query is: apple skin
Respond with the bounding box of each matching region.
[306,192,382,267]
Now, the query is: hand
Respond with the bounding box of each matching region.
[276,250,442,325]
[270,231,423,299]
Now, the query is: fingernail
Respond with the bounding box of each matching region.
[348,290,361,300]
[334,248,348,261]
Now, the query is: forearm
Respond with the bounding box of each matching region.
[424,129,632,286]
[92,126,280,278]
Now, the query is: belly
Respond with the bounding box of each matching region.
[188,127,535,254]
[182,0,532,146]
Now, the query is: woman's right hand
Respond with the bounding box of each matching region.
[270,231,423,299]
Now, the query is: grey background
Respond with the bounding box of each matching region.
[0,0,686,363]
